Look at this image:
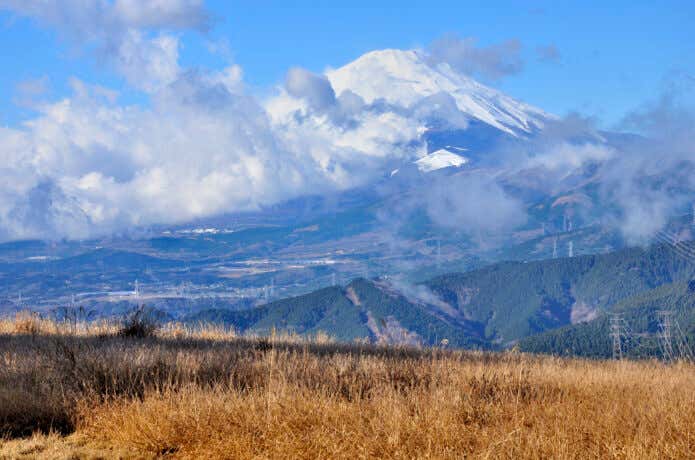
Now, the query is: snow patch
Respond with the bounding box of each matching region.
[415,149,469,173]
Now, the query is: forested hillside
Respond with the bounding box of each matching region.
[519,280,695,358]
[427,243,695,344]
[188,243,695,349]
[187,279,486,348]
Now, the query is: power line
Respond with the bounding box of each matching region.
[608,310,692,363]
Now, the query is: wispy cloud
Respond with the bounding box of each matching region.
[536,44,561,64]
[427,34,524,81]
[13,76,51,108]
[0,0,211,37]
[284,67,337,112]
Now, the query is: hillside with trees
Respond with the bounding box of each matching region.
[188,243,695,349]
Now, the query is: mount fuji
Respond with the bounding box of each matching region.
[268,48,554,184]
[325,48,549,137]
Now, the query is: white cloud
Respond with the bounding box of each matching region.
[267,88,425,188]
[284,67,336,112]
[0,0,210,92]
[0,0,210,36]
[111,30,181,92]
[0,73,328,240]
[111,0,210,31]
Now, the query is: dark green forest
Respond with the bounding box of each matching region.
[187,242,695,354]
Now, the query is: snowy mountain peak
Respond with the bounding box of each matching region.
[326,48,548,136]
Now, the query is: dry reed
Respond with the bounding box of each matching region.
[0,316,693,459]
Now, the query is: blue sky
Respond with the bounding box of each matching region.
[1,0,694,128]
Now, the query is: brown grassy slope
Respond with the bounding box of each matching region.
[1,316,694,459]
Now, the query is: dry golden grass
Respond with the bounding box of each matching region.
[0,312,120,337]
[0,432,142,460]
[1,316,694,459]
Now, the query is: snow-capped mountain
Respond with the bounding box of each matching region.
[267,47,553,189]
[326,49,549,136]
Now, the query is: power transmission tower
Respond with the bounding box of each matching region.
[674,319,694,362]
[609,314,623,360]
[568,241,574,258]
[657,310,675,362]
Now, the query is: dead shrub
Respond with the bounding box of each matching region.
[118,306,159,339]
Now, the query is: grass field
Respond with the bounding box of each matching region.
[1,313,694,459]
